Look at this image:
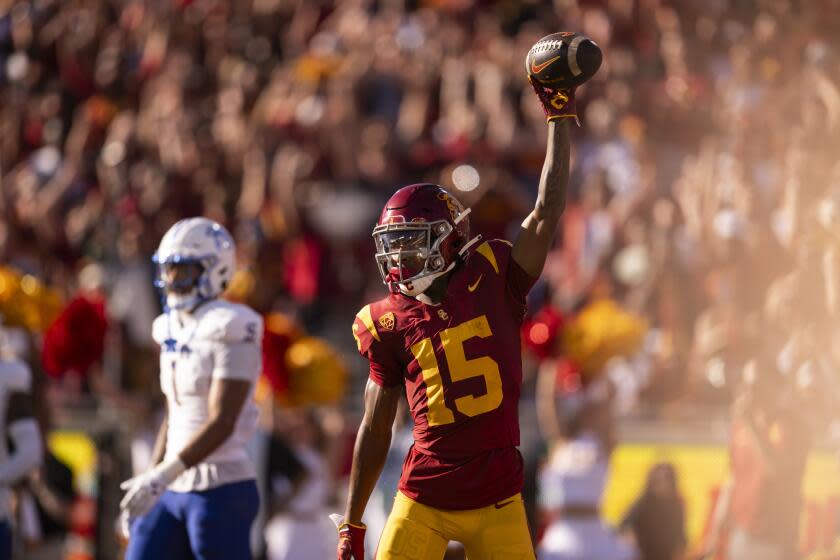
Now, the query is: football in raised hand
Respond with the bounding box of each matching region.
[526,32,602,88]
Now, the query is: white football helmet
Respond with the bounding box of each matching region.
[153,218,236,310]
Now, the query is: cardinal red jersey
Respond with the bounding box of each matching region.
[352,239,537,510]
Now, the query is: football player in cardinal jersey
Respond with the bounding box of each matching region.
[120,218,263,560]
[333,81,576,559]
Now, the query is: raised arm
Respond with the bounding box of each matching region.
[512,119,571,277]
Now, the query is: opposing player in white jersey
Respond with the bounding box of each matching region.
[0,352,43,557]
[120,218,263,560]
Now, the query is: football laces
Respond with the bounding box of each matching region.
[530,39,564,55]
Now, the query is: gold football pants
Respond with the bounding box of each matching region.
[376,491,536,559]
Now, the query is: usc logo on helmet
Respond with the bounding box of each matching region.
[436,192,461,222]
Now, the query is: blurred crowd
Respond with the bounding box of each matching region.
[1,0,840,558]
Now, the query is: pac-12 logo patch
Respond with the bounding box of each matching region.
[378,312,395,331]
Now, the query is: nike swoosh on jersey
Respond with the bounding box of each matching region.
[467,275,483,292]
[494,499,514,509]
[531,55,562,75]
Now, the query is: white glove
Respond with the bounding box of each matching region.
[119,458,186,521]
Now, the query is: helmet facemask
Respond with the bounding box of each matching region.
[373,219,455,296]
[152,218,236,313]
[153,255,217,311]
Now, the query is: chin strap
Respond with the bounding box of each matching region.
[165,291,211,313]
[454,208,471,225]
[458,234,483,257]
[397,261,455,296]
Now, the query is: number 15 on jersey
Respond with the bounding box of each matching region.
[410,315,503,426]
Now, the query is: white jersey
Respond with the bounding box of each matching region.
[0,359,33,519]
[152,299,263,492]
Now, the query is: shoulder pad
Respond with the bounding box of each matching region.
[0,360,32,392]
[473,239,512,275]
[352,301,397,354]
[197,301,263,345]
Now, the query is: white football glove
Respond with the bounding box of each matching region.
[119,458,186,521]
